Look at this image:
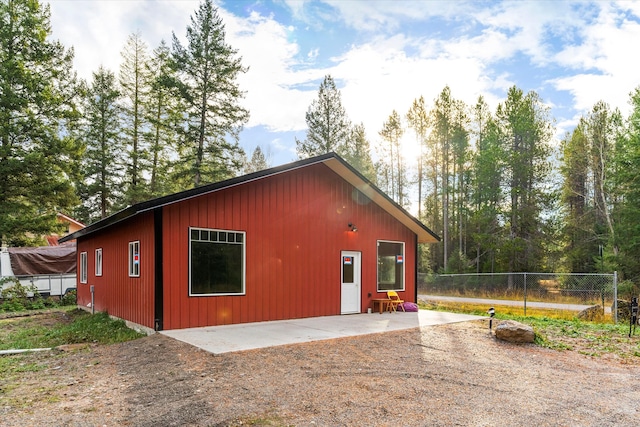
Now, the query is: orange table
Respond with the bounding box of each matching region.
[371,298,392,314]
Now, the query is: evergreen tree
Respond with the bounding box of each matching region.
[119,32,150,204]
[296,75,351,159]
[560,121,596,272]
[585,101,622,258]
[468,96,505,273]
[451,99,470,258]
[378,110,407,206]
[145,40,183,196]
[612,87,640,279]
[429,86,457,270]
[406,96,429,219]
[342,123,376,183]
[0,0,80,246]
[76,67,123,222]
[495,86,553,272]
[244,145,270,173]
[171,0,249,187]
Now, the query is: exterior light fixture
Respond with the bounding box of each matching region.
[348,222,357,232]
[488,307,495,330]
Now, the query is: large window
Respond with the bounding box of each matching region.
[129,241,140,277]
[80,252,88,284]
[377,241,404,291]
[95,248,103,277]
[189,227,245,296]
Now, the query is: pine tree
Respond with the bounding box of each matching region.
[0,0,80,245]
[495,86,553,272]
[296,75,351,159]
[244,146,270,173]
[468,96,504,273]
[76,67,123,222]
[145,40,183,196]
[171,0,249,187]
[406,96,429,219]
[120,32,150,204]
[342,123,376,183]
[585,101,622,258]
[560,120,596,272]
[429,86,456,270]
[611,88,640,278]
[378,110,407,206]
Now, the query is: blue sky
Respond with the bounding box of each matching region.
[47,0,640,168]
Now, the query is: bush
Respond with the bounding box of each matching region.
[60,289,77,306]
[0,279,61,312]
[0,279,36,312]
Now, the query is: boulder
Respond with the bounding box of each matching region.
[577,305,604,322]
[494,320,535,343]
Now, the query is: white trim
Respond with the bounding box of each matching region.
[95,248,102,277]
[376,240,405,292]
[128,241,140,277]
[80,252,88,284]
[341,250,361,314]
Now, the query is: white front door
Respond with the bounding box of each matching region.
[341,251,361,314]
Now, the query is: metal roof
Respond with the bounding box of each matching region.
[60,153,440,244]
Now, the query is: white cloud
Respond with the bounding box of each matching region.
[48,0,199,80]
[551,3,640,116]
[44,0,640,160]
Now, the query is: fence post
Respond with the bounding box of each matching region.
[523,272,527,316]
[614,271,618,324]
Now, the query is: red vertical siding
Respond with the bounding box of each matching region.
[160,163,417,330]
[76,212,155,329]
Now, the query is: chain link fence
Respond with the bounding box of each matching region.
[418,272,618,321]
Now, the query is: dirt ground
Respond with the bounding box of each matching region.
[1,312,639,427]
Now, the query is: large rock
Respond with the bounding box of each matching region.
[577,305,604,322]
[494,320,535,343]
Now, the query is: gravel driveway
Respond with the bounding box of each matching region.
[1,319,638,426]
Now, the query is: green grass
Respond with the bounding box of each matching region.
[420,300,640,360]
[0,309,145,351]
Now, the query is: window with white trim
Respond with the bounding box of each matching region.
[80,251,88,284]
[95,248,103,277]
[128,241,140,277]
[377,240,404,291]
[189,227,245,296]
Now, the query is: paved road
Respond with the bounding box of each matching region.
[418,294,612,313]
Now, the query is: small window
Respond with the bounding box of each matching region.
[129,241,140,277]
[189,227,245,296]
[95,248,103,277]
[377,241,404,291]
[80,252,88,284]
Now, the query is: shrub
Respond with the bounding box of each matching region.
[60,289,77,306]
[0,279,37,312]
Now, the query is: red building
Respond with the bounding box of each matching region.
[60,153,439,331]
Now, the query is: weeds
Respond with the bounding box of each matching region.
[0,309,144,351]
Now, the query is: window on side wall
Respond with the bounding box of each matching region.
[95,248,103,277]
[377,240,404,292]
[128,241,140,277]
[189,227,245,296]
[80,251,88,284]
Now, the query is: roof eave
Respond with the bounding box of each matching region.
[60,152,440,244]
